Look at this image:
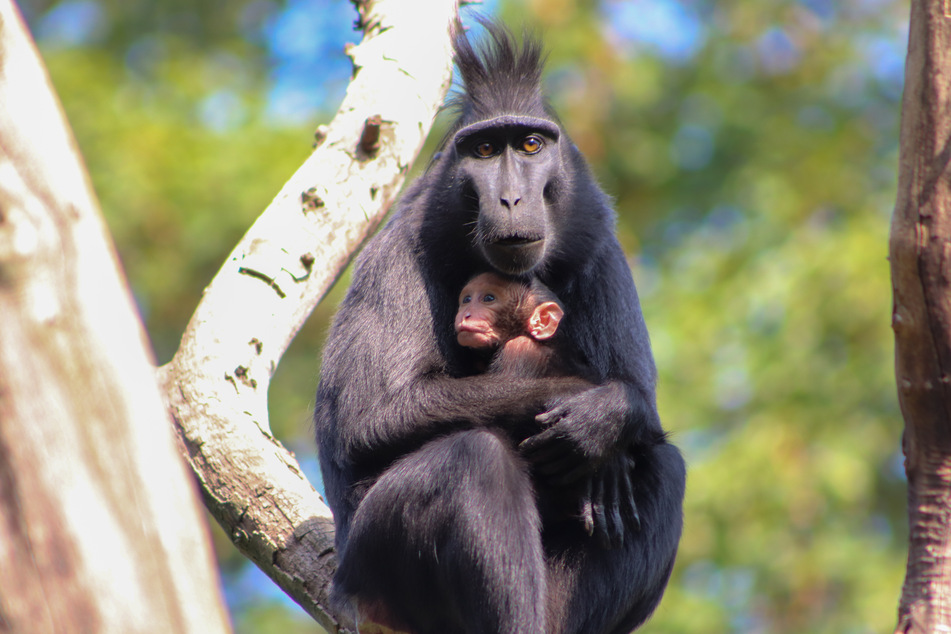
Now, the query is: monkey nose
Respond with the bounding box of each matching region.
[500,196,521,209]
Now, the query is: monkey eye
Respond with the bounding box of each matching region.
[473,142,497,158]
[483,293,496,302]
[520,135,543,154]
[461,295,472,304]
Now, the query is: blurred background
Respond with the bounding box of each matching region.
[19,0,907,631]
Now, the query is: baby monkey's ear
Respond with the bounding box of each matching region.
[528,301,563,340]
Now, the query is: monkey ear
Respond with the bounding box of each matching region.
[529,302,564,340]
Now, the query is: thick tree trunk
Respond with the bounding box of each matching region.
[0,2,230,632]
[890,1,951,631]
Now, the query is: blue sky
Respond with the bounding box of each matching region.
[33,0,906,126]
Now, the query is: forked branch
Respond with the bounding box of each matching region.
[158,0,459,630]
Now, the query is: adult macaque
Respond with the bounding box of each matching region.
[455,272,567,377]
[315,20,685,634]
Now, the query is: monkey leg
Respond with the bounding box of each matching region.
[335,429,548,634]
[544,441,685,634]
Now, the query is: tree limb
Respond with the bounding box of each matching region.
[890,1,951,631]
[158,1,459,630]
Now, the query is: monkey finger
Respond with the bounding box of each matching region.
[605,470,625,549]
[581,479,595,536]
[617,462,641,532]
[519,432,567,461]
[607,510,623,550]
[625,453,638,470]
[535,408,566,426]
[626,501,642,533]
[591,475,610,549]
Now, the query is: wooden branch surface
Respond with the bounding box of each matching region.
[890,1,951,631]
[159,0,458,630]
[0,1,230,632]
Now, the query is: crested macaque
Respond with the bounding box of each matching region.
[455,272,567,377]
[316,20,684,634]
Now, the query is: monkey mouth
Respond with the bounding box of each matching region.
[456,326,497,349]
[495,237,538,246]
[483,238,545,275]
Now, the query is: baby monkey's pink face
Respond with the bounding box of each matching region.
[454,272,563,351]
[454,273,514,350]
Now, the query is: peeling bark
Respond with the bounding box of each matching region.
[158,0,459,630]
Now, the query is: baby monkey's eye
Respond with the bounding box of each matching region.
[483,294,496,302]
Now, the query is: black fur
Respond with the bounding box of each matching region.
[315,21,685,634]
[449,21,550,122]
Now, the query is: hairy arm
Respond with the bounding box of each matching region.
[520,243,671,545]
[319,364,590,467]
[314,230,588,470]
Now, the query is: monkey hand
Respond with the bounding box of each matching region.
[579,453,641,549]
[519,384,629,484]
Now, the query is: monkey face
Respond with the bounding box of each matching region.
[454,273,515,349]
[452,117,564,275]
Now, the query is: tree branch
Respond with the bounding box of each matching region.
[158,0,459,629]
[890,1,951,631]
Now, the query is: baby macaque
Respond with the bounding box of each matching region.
[455,272,621,539]
[455,272,567,377]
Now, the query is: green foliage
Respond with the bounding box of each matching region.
[645,212,904,632]
[507,0,907,631]
[29,0,909,630]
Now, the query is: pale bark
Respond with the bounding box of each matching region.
[0,1,231,632]
[890,1,951,631]
[158,0,459,630]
